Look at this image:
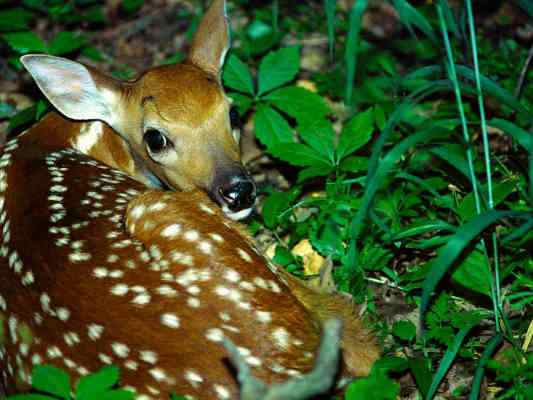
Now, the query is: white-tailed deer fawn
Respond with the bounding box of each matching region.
[0,0,379,398]
[20,0,255,221]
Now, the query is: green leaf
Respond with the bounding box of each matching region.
[430,144,472,179]
[170,394,188,400]
[297,118,335,160]
[121,0,144,14]
[408,357,432,398]
[257,46,300,95]
[344,0,368,104]
[373,356,409,373]
[345,368,399,400]
[227,92,253,116]
[337,108,374,160]
[265,86,330,124]
[8,105,37,132]
[324,0,336,60]
[223,54,254,95]
[100,390,135,400]
[6,395,56,400]
[2,31,47,54]
[76,366,120,400]
[269,142,330,168]
[262,191,292,228]
[457,180,516,220]
[0,8,34,32]
[420,210,526,320]
[393,0,436,40]
[297,164,334,182]
[392,320,416,341]
[32,365,71,400]
[468,333,504,400]
[427,320,481,399]
[254,104,292,148]
[450,248,491,296]
[48,31,86,55]
[339,156,368,173]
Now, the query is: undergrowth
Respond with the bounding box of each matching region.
[1,0,532,399]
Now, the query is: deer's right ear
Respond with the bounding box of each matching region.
[21,54,122,128]
[188,0,230,77]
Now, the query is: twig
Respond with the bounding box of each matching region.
[514,43,533,100]
[223,319,343,400]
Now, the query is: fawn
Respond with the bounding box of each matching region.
[0,0,379,398]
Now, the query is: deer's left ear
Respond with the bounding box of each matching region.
[188,0,230,77]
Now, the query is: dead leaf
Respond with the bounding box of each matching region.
[292,239,325,276]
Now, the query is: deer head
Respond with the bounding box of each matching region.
[20,0,256,220]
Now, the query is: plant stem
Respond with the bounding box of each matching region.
[465,0,502,313]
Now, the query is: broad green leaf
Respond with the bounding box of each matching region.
[269,142,330,168]
[257,46,300,95]
[408,357,432,398]
[345,368,399,400]
[262,191,292,228]
[420,210,526,320]
[392,320,416,341]
[100,390,135,400]
[339,156,368,173]
[336,108,374,160]
[32,365,70,400]
[2,31,46,54]
[297,164,334,182]
[77,366,120,400]
[0,8,33,31]
[393,0,436,40]
[457,180,516,221]
[6,395,56,400]
[227,93,253,115]
[254,105,292,148]
[373,356,409,373]
[451,248,491,296]
[297,118,335,160]
[344,0,368,104]
[48,31,86,55]
[223,54,254,95]
[265,86,330,124]
[427,320,481,399]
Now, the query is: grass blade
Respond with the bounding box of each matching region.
[420,210,526,321]
[324,0,336,61]
[468,333,504,400]
[344,0,368,105]
[427,320,481,399]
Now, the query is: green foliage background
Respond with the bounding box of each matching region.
[1,0,532,399]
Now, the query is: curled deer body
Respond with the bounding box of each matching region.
[0,0,379,398]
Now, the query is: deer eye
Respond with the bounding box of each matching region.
[229,107,240,129]
[144,129,170,154]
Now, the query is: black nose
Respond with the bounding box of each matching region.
[219,179,256,212]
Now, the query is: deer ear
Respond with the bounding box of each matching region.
[188,0,230,77]
[21,54,122,128]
